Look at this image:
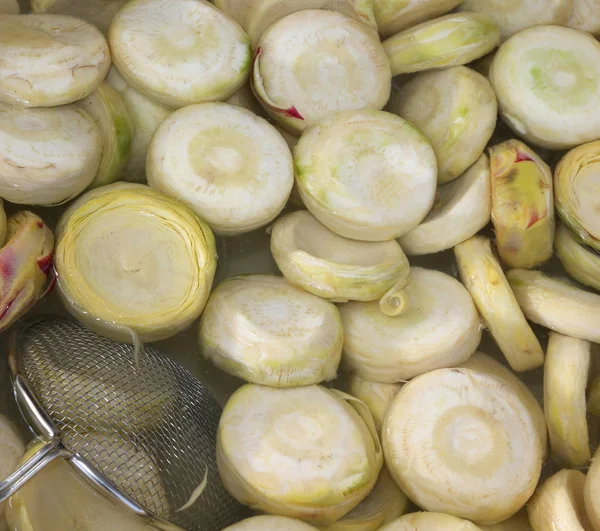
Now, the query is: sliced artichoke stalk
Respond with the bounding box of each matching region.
[226,81,268,118]
[458,0,572,41]
[252,10,391,135]
[0,212,54,334]
[77,81,134,189]
[0,0,18,13]
[490,26,600,150]
[528,470,593,531]
[339,267,481,383]
[54,183,217,344]
[460,352,547,457]
[0,102,102,206]
[224,516,319,531]
[0,14,110,108]
[270,210,411,304]
[585,447,600,530]
[544,331,591,468]
[199,274,343,387]
[379,512,483,531]
[382,13,500,77]
[507,269,600,344]
[398,154,491,255]
[217,384,383,525]
[147,102,294,236]
[383,368,543,525]
[387,67,497,184]
[373,0,463,39]
[319,468,408,531]
[479,511,532,531]
[213,0,255,25]
[244,0,377,45]
[489,139,555,269]
[568,0,600,36]
[0,414,24,531]
[454,236,545,372]
[106,67,171,184]
[554,141,600,251]
[109,0,252,109]
[555,222,600,292]
[295,110,437,242]
[590,375,600,416]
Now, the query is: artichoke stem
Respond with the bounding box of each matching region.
[379,280,409,317]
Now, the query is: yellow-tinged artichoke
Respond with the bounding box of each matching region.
[555,222,600,291]
[489,139,554,269]
[55,183,216,344]
[0,414,24,531]
[479,511,532,531]
[585,447,600,530]
[554,140,600,251]
[217,384,383,525]
[224,516,318,531]
[0,212,54,333]
[382,12,500,76]
[379,513,483,531]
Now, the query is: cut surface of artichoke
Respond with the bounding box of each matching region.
[544,332,591,468]
[223,516,319,530]
[252,10,391,134]
[0,14,110,108]
[55,183,217,344]
[0,0,18,13]
[555,222,600,292]
[339,267,481,383]
[0,102,102,206]
[387,67,496,184]
[379,512,483,531]
[585,447,600,531]
[568,0,600,36]
[528,469,593,531]
[217,384,383,525]
[454,236,544,372]
[270,210,410,303]
[199,274,343,387]
[109,0,252,109]
[295,110,437,242]
[554,140,600,251]
[489,139,555,269]
[147,102,293,236]
[383,368,543,524]
[458,0,572,40]
[507,269,600,344]
[398,154,491,255]
[0,415,24,531]
[77,81,134,188]
[382,12,500,76]
[490,25,600,150]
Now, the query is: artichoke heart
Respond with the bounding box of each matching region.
[0,414,24,531]
[489,139,554,269]
[55,183,217,344]
[555,222,600,292]
[568,0,600,37]
[224,516,319,530]
[379,512,484,531]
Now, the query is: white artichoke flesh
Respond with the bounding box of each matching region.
[379,512,483,531]
[568,0,600,37]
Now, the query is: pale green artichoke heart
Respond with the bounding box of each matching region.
[199,274,343,388]
[555,222,600,291]
[55,183,217,344]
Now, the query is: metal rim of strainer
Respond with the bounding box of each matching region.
[0,315,200,531]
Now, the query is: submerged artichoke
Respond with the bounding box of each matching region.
[555,222,600,291]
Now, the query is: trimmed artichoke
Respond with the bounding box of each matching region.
[489,139,555,269]
[0,14,110,108]
[479,512,532,531]
[568,0,600,37]
[585,447,600,530]
[555,222,600,291]
[0,415,24,531]
[382,12,500,76]
[387,67,497,184]
[55,183,217,344]
[217,384,383,525]
[379,513,483,531]
[224,516,318,531]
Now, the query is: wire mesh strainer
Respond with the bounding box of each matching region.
[0,316,246,530]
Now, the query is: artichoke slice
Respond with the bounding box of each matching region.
[0,414,24,531]
[555,222,600,291]
[490,26,600,150]
[382,12,500,76]
[489,139,555,269]
[294,110,437,242]
[399,154,491,255]
[270,210,410,304]
[454,236,544,372]
[0,14,110,108]
[554,140,600,251]
[109,0,252,109]
[544,332,591,468]
[507,269,600,344]
[77,81,133,188]
[0,0,18,13]
[0,102,102,206]
[585,447,600,530]
[379,513,483,531]
[568,0,600,37]
[339,267,481,383]
[217,384,383,525]
[147,102,293,236]
[382,368,543,525]
[387,67,496,184]
[199,274,343,387]
[252,10,391,134]
[224,516,318,530]
[55,183,217,344]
